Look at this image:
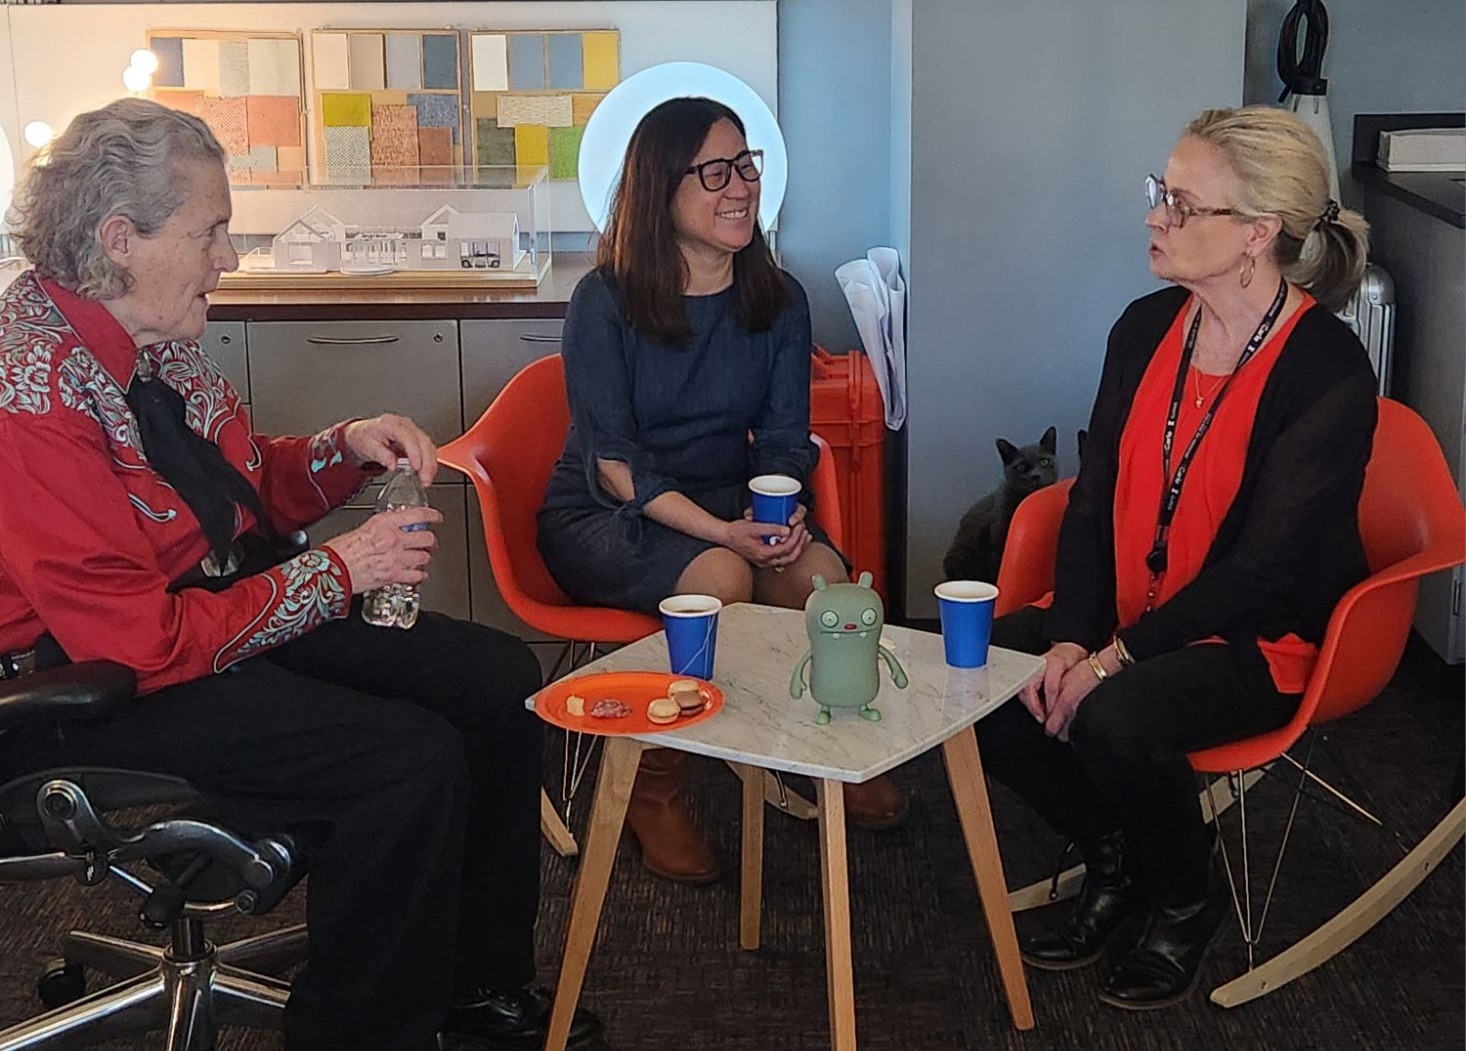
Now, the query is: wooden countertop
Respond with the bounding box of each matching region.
[207,254,594,321]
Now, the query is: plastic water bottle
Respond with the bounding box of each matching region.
[361,458,430,629]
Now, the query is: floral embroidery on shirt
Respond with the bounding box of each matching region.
[149,341,242,442]
[0,274,66,416]
[213,549,350,671]
[57,349,145,462]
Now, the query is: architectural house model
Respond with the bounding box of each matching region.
[269,204,525,272]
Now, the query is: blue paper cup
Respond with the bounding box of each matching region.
[934,581,1000,668]
[659,594,723,679]
[748,474,801,544]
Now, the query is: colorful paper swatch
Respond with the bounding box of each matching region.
[471,35,509,92]
[310,29,466,183]
[348,34,387,90]
[246,96,302,147]
[322,92,371,128]
[422,34,458,90]
[549,126,584,180]
[386,34,423,90]
[323,125,370,181]
[149,33,306,186]
[312,32,350,90]
[467,29,618,182]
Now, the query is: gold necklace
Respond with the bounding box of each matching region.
[1192,366,1226,408]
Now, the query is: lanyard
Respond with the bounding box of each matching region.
[1143,277,1289,597]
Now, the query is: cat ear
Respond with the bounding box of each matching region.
[812,574,828,591]
[1040,426,1057,453]
[995,438,1018,464]
[857,571,873,589]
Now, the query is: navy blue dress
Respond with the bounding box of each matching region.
[537,268,841,614]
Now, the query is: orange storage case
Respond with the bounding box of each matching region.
[810,347,887,597]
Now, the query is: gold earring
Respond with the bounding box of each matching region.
[1239,255,1256,289]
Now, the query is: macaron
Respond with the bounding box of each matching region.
[647,697,680,725]
[674,689,706,714]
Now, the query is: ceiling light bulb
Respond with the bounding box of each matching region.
[122,66,151,93]
[22,121,54,149]
[129,49,160,75]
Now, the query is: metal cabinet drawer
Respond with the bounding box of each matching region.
[200,322,248,402]
[247,320,462,446]
[460,319,564,424]
[305,482,470,622]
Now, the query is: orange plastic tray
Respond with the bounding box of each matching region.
[534,671,724,736]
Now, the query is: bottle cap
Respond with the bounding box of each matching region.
[396,457,412,470]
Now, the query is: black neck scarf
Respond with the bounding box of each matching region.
[125,370,273,568]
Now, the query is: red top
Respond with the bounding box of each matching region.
[1113,293,1317,694]
[0,272,371,693]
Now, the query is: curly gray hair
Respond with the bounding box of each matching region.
[10,98,225,300]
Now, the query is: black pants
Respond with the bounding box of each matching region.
[976,606,1299,903]
[39,607,543,1051]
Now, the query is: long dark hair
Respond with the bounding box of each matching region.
[596,97,789,345]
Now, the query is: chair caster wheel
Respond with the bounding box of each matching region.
[37,959,86,1008]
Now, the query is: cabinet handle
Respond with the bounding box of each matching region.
[518,334,562,344]
[305,334,402,346]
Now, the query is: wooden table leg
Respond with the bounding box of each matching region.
[544,736,644,1051]
[735,763,765,950]
[941,728,1036,1031]
[541,787,579,858]
[816,779,857,1051]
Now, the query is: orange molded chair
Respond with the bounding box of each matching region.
[992,398,1466,1006]
[439,354,847,847]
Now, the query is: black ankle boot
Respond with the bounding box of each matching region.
[1098,880,1230,1010]
[1021,831,1149,971]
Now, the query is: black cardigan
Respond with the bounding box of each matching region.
[1046,286,1378,662]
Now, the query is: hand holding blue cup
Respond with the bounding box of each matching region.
[934,581,1000,668]
[659,594,723,679]
[748,474,801,545]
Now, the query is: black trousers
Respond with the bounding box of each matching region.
[975,606,1299,903]
[38,607,543,1051]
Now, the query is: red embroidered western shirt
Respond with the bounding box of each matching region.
[0,272,372,693]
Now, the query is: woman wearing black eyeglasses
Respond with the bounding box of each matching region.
[538,97,906,885]
[973,106,1376,1009]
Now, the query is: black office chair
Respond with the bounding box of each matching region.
[0,661,306,1050]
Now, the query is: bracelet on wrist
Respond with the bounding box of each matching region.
[1086,652,1110,681]
[1112,635,1136,668]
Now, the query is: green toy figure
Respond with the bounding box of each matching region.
[790,572,909,724]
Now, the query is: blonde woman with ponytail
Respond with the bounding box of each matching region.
[972,105,1378,1010]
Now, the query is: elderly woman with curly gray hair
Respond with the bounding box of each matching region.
[0,98,600,1051]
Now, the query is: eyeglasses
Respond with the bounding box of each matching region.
[685,149,764,192]
[1144,174,1237,229]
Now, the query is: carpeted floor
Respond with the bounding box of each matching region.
[1,641,1461,1051]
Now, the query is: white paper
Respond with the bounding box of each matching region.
[836,247,908,429]
[181,38,220,91]
[472,34,510,92]
[311,32,350,92]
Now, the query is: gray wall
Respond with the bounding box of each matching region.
[1245,0,1466,202]
[901,0,1246,616]
[777,0,894,352]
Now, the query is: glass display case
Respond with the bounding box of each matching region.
[223,165,551,289]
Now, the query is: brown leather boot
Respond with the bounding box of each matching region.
[844,773,910,830]
[624,748,722,885]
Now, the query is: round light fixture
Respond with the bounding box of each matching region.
[130,49,160,76]
[22,121,54,149]
[577,62,786,234]
[122,66,152,94]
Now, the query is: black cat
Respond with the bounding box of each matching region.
[942,427,1058,584]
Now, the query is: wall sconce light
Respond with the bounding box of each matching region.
[22,121,54,149]
[123,48,157,95]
